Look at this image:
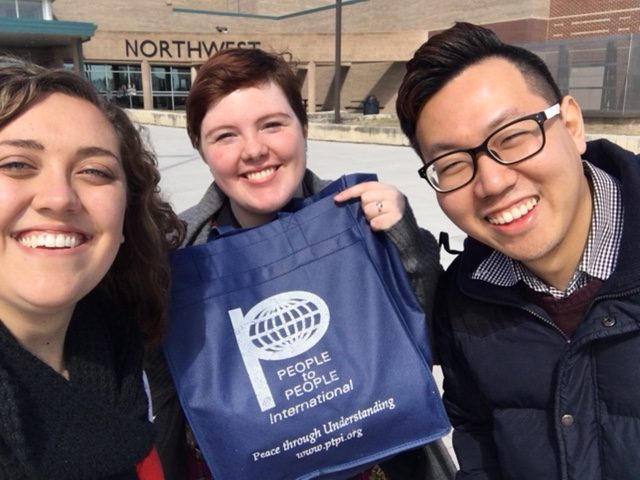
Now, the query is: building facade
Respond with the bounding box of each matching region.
[2,0,639,116]
[0,0,94,68]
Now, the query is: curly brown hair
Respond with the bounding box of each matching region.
[0,56,185,348]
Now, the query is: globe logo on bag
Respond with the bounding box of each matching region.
[247,294,328,353]
[229,291,330,411]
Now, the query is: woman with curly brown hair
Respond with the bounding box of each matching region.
[0,56,184,479]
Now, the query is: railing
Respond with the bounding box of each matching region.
[522,34,640,117]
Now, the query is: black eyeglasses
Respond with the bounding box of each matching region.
[418,103,560,193]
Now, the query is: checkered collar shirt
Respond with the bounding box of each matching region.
[471,161,624,298]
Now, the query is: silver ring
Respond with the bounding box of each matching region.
[375,201,383,214]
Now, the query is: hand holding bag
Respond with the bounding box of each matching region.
[164,173,450,480]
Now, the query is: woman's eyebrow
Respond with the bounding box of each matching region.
[76,146,121,161]
[0,139,120,162]
[0,138,45,150]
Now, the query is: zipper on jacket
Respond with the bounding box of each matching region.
[520,304,571,342]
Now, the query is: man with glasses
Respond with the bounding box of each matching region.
[396,22,640,479]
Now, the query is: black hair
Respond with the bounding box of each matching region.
[396,22,562,157]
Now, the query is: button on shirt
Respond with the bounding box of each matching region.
[471,161,624,298]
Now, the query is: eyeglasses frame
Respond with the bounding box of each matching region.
[418,103,561,193]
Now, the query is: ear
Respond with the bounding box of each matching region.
[559,95,586,155]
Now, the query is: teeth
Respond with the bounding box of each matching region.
[488,198,538,225]
[18,233,82,249]
[246,167,276,180]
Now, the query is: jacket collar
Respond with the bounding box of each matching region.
[454,139,640,297]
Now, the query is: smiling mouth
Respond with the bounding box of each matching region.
[487,198,538,225]
[15,232,86,249]
[245,166,277,180]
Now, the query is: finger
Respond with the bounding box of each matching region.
[361,199,381,219]
[333,182,378,202]
[367,208,398,231]
[369,215,389,232]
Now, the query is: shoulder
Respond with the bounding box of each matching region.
[303,169,331,194]
[585,138,639,158]
[442,237,493,283]
[435,240,495,320]
[179,183,227,246]
[179,182,225,224]
[584,139,640,172]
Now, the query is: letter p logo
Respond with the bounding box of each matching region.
[229,291,330,411]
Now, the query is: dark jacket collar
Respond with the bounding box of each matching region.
[453,139,640,297]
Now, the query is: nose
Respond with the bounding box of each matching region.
[472,152,518,198]
[32,171,81,213]
[240,134,268,161]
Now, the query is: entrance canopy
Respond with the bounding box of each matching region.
[0,16,94,47]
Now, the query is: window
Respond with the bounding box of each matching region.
[151,65,191,110]
[84,63,144,109]
[0,0,44,19]
[0,0,18,17]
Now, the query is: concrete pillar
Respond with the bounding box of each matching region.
[141,60,153,110]
[307,61,316,113]
[72,40,83,73]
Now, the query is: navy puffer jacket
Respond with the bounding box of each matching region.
[435,140,640,479]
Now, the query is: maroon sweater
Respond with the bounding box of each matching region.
[521,278,604,337]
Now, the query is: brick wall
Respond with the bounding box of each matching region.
[54,0,548,37]
[48,0,639,115]
[53,0,640,42]
[550,0,640,38]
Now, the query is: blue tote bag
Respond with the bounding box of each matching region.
[164,173,450,480]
